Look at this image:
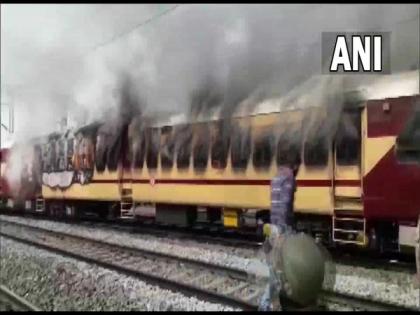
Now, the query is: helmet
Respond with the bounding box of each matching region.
[275,233,326,307]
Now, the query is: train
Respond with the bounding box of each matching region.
[1,71,419,254]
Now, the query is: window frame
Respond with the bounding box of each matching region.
[193,122,210,171]
[176,124,193,170]
[231,124,251,171]
[395,106,420,165]
[146,128,160,170]
[303,127,329,167]
[210,121,230,169]
[335,111,362,166]
[252,132,275,170]
[160,125,175,170]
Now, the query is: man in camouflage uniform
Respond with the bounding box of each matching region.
[258,154,301,311]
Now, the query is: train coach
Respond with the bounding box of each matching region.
[0,148,10,206]
[1,72,419,254]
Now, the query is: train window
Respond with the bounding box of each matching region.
[107,135,122,171]
[49,140,57,172]
[146,128,160,169]
[133,133,146,169]
[253,133,274,170]
[66,138,74,171]
[193,123,210,171]
[161,126,175,170]
[276,133,302,167]
[176,125,193,169]
[121,126,131,169]
[211,121,230,169]
[396,108,420,164]
[231,126,251,171]
[396,149,420,163]
[67,139,74,157]
[336,112,361,165]
[95,131,107,172]
[304,127,329,167]
[41,144,48,172]
[58,139,65,157]
[33,145,42,178]
[58,139,66,171]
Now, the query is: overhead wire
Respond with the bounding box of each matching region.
[87,4,181,54]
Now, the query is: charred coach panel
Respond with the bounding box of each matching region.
[0,148,11,200]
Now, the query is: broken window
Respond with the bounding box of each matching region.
[231,125,251,171]
[33,145,42,186]
[107,138,121,171]
[304,125,329,167]
[47,140,57,172]
[193,123,210,171]
[211,121,230,169]
[107,133,123,172]
[67,138,74,171]
[176,125,192,169]
[160,126,175,170]
[277,129,302,167]
[81,137,95,171]
[335,111,361,165]
[133,132,146,169]
[58,139,66,171]
[146,128,160,170]
[95,131,107,172]
[396,104,420,164]
[41,144,48,172]
[253,133,274,170]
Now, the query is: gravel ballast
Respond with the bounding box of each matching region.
[332,264,419,309]
[1,215,419,310]
[0,237,240,311]
[0,215,254,271]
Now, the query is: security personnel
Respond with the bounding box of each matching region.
[258,229,326,311]
[259,224,284,311]
[270,153,301,234]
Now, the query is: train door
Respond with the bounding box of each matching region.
[332,108,365,245]
[120,125,134,219]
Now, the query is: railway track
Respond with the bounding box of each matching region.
[0,285,41,311]
[1,211,416,274]
[319,290,419,311]
[0,219,260,310]
[1,218,418,312]
[0,211,262,251]
[1,212,417,271]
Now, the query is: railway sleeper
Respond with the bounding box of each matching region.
[222,282,249,296]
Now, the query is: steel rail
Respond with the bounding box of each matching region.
[1,217,417,312]
[0,211,262,250]
[0,285,41,311]
[0,220,258,311]
[319,290,419,312]
[0,219,250,280]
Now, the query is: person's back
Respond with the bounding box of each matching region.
[259,153,300,311]
[270,166,297,233]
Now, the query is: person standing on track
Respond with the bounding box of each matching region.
[269,152,301,235]
[258,153,301,311]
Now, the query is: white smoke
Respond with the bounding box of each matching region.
[2,4,419,143]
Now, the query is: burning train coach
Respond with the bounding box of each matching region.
[1,71,419,254]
